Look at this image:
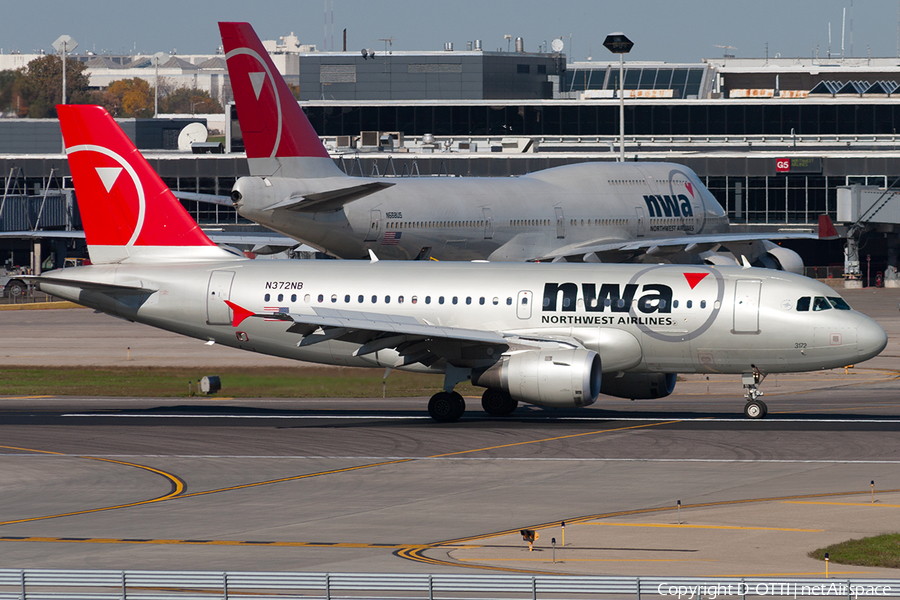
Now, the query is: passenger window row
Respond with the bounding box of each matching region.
[263,293,515,307]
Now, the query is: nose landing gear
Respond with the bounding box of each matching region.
[742,365,768,419]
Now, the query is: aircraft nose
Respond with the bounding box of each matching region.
[855,314,888,362]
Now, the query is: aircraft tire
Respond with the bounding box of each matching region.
[429,392,463,423]
[450,391,466,420]
[743,400,767,419]
[481,388,517,416]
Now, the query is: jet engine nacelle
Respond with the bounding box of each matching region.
[759,240,804,274]
[701,241,804,274]
[473,348,601,408]
[600,372,677,400]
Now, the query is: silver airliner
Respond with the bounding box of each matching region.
[220,22,813,270]
[34,105,886,422]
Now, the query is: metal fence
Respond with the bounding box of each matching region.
[0,570,898,600]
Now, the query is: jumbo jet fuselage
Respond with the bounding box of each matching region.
[41,260,883,379]
[233,161,730,262]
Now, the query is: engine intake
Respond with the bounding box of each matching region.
[600,372,676,400]
[472,348,601,408]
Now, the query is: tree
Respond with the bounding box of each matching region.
[104,78,153,118]
[159,85,223,114]
[16,54,91,118]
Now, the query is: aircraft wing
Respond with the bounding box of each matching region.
[225,301,527,368]
[535,230,818,261]
[264,181,395,213]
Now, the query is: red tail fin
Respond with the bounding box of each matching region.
[58,105,233,264]
[219,22,343,178]
[818,214,839,239]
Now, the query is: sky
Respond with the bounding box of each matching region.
[5,0,900,63]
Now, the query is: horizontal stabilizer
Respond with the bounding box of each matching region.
[27,276,157,295]
[266,181,395,213]
[173,191,234,206]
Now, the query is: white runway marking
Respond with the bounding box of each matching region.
[60,413,900,424]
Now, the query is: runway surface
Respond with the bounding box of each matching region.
[0,287,898,575]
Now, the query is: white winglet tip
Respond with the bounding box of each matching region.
[741,255,752,268]
[368,249,379,263]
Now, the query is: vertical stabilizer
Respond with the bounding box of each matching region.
[219,22,345,179]
[58,104,236,264]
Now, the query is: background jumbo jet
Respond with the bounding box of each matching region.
[220,21,818,270]
[34,105,886,422]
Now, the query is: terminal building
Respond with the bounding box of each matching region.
[2,45,900,285]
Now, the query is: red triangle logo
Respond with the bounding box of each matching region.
[684,272,709,289]
[685,182,694,197]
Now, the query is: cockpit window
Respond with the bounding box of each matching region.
[812,296,831,311]
[828,297,852,310]
[796,297,810,311]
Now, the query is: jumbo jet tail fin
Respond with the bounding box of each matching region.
[219,22,345,180]
[57,104,237,264]
[818,214,840,239]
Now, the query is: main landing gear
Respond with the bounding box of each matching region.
[481,388,518,417]
[742,366,768,419]
[428,391,466,422]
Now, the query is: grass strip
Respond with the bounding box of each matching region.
[0,366,478,398]
[809,533,900,569]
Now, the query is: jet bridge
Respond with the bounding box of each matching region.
[837,184,900,288]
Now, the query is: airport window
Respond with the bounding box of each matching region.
[278,294,283,302]
[264,293,271,302]
[291,294,297,302]
[517,64,530,74]
[385,295,391,304]
[344,294,351,303]
[317,294,324,303]
[828,297,851,310]
[358,294,364,303]
[813,296,831,311]
[453,297,458,305]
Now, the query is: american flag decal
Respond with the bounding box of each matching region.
[381,231,401,245]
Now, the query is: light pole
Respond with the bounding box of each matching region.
[152,52,166,118]
[52,35,78,105]
[603,32,633,162]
